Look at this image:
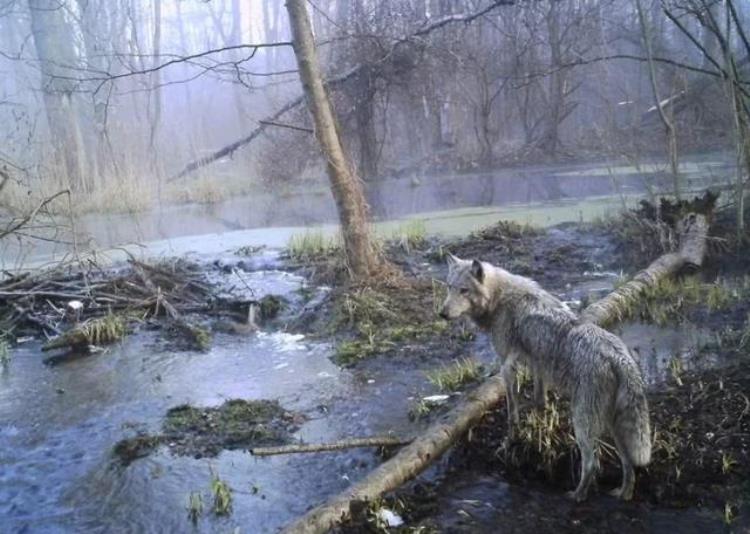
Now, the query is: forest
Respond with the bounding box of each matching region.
[1,1,749,533]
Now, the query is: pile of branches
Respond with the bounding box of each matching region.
[0,257,221,352]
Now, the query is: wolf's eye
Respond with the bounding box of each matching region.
[459,288,469,295]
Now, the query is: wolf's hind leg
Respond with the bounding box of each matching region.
[610,432,636,500]
[568,413,600,502]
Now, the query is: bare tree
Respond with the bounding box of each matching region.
[148,0,163,176]
[285,0,385,280]
[637,0,682,200]
[27,0,89,191]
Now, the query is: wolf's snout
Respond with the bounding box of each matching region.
[439,309,449,320]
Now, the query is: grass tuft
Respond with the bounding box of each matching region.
[426,357,481,392]
[79,314,127,345]
[287,231,339,262]
[210,471,233,516]
[391,219,427,253]
[511,399,575,476]
[0,335,9,366]
[187,491,203,524]
[609,276,746,327]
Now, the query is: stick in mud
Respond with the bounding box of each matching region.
[251,436,412,456]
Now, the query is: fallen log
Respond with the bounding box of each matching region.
[579,213,708,326]
[280,213,709,534]
[282,376,507,534]
[251,436,411,456]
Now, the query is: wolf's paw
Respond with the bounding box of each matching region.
[565,490,588,503]
[499,435,513,451]
[608,487,633,501]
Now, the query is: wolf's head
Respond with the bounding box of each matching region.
[439,254,492,321]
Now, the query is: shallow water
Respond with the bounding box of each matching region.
[0,258,432,533]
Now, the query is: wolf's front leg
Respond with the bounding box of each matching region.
[533,374,547,410]
[500,352,520,439]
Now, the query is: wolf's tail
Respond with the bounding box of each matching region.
[613,361,652,466]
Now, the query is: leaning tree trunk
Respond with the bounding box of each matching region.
[280,213,710,534]
[285,0,384,280]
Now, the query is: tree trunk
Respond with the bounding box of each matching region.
[281,213,709,534]
[148,0,163,175]
[28,0,89,192]
[354,68,379,180]
[540,0,564,156]
[285,0,384,280]
[636,0,681,200]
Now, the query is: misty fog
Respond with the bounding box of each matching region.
[1,1,745,256]
[2,2,750,533]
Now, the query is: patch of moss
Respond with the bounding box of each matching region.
[188,323,212,351]
[164,399,287,443]
[114,399,300,463]
[333,319,450,367]
[328,281,465,366]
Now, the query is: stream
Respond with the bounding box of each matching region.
[0,253,432,532]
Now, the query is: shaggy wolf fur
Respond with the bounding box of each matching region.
[439,254,651,501]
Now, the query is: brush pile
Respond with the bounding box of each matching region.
[0,257,226,352]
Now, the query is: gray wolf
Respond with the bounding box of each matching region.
[439,254,651,501]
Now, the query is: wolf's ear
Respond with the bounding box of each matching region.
[471,260,484,282]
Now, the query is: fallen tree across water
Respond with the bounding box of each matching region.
[279,212,710,534]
